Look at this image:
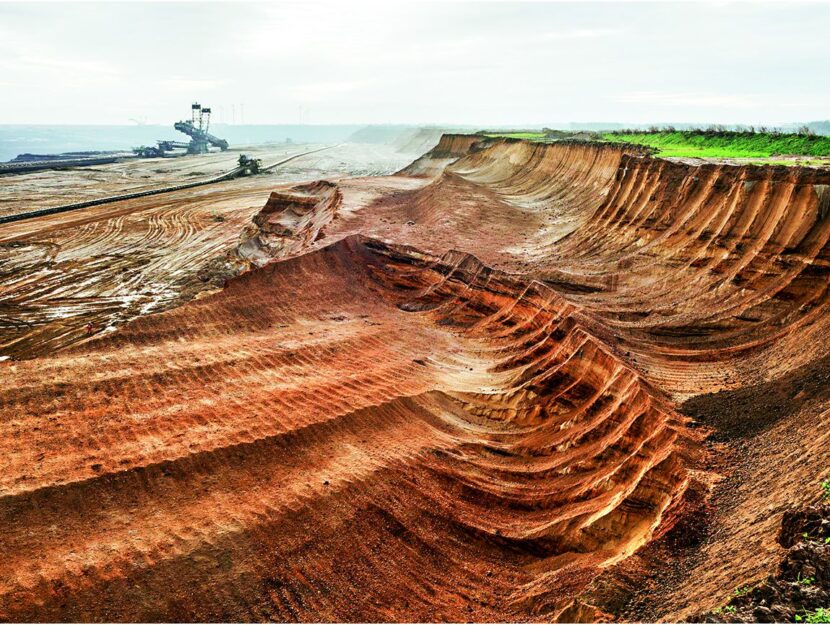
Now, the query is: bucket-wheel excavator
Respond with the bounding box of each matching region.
[134,103,229,157]
[174,103,230,154]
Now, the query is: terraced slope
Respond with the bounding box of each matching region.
[535,155,830,399]
[0,237,701,621]
[314,138,830,618]
[2,136,829,621]
[326,138,830,400]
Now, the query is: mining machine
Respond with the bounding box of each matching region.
[133,103,230,158]
[174,103,230,154]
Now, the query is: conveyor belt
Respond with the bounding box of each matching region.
[0,145,335,225]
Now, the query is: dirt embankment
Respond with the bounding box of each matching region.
[535,153,830,400]
[403,136,830,397]
[3,134,830,622]
[194,180,343,289]
[399,133,489,177]
[238,180,341,266]
[0,235,705,622]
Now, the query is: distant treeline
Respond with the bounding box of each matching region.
[567,120,830,136]
[609,124,820,137]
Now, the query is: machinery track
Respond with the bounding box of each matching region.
[0,153,137,175]
[0,145,336,225]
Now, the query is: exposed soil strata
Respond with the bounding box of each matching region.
[529,156,830,399]
[399,133,489,177]
[448,140,635,242]
[380,138,830,399]
[3,135,830,621]
[192,180,342,289]
[0,236,704,622]
[237,180,341,266]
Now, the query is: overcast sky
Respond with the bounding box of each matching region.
[0,1,828,126]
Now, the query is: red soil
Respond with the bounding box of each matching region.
[1,136,829,621]
[237,181,342,267]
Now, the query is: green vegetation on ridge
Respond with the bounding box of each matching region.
[480,127,830,163]
[601,130,830,159]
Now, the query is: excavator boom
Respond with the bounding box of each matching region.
[173,120,230,152]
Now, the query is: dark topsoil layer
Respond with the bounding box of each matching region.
[694,504,830,623]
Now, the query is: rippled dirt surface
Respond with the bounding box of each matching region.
[0,145,300,219]
[1,136,829,621]
[0,143,417,358]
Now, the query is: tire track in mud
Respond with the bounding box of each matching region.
[0,148,341,359]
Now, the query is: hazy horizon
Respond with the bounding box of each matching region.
[1,1,829,127]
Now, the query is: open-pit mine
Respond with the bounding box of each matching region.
[1,134,829,623]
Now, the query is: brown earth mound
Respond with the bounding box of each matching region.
[193,180,343,289]
[2,135,829,622]
[0,236,703,621]
[237,180,342,267]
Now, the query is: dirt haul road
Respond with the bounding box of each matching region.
[0,143,368,220]
[0,135,829,621]
[0,143,416,358]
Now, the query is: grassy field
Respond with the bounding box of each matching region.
[600,130,830,159]
[480,129,830,163]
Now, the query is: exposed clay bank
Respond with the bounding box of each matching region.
[1,136,829,621]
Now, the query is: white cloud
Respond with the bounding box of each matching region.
[287,80,370,103]
[542,27,621,40]
[613,91,758,108]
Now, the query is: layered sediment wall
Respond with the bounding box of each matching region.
[535,152,830,397]
[3,134,829,622]
[237,180,342,266]
[400,137,830,397]
[399,133,488,177]
[0,236,703,622]
[449,139,638,239]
